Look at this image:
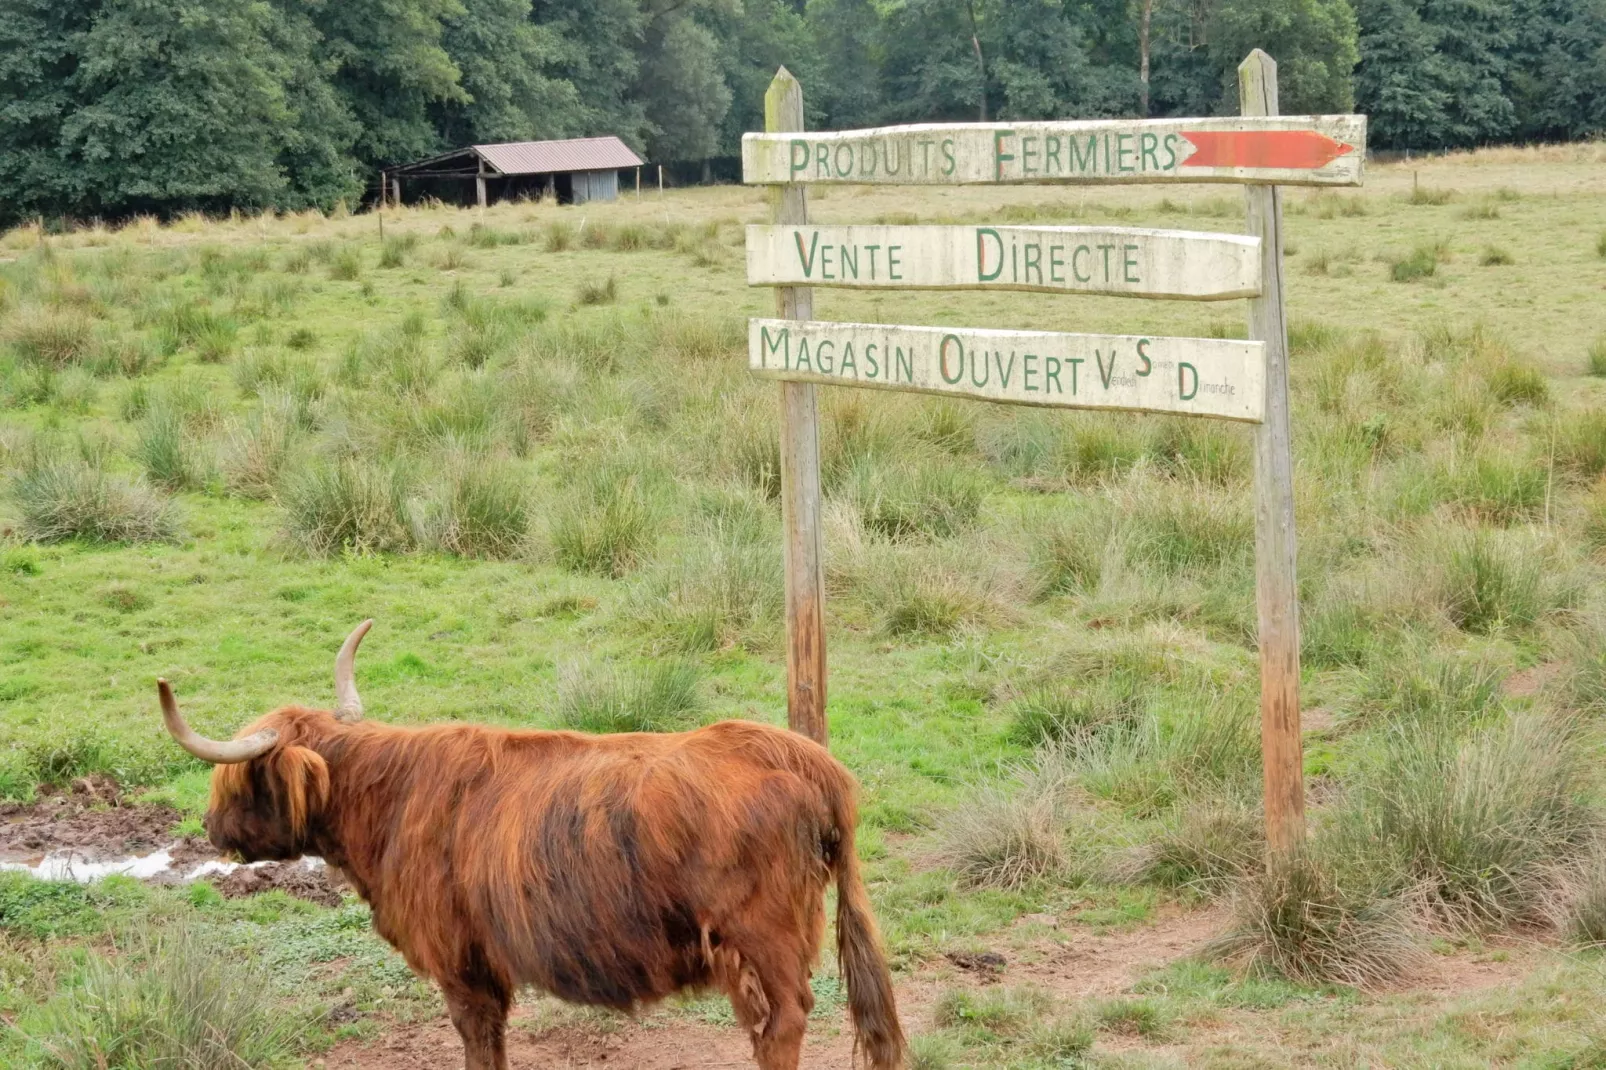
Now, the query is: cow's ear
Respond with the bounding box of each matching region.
[272,745,330,836]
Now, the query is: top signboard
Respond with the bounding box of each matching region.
[743,115,1366,188]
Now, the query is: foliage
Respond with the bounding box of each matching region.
[556,659,703,734]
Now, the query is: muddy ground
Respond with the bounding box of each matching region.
[0,777,344,906]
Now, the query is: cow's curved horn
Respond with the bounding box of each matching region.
[333,619,372,723]
[157,680,278,764]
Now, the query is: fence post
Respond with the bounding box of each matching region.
[1240,49,1305,854]
[765,67,829,746]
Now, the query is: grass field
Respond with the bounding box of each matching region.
[2,141,1606,1068]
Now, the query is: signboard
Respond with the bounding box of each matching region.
[748,319,1266,423]
[742,115,1366,187]
[746,224,1262,301]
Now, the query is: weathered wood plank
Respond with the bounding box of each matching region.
[742,115,1366,188]
[1242,51,1306,855]
[746,224,1261,301]
[766,68,829,748]
[750,320,1266,423]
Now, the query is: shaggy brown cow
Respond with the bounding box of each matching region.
[155,621,905,1070]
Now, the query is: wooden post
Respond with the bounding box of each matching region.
[392,177,402,207]
[1240,49,1304,854]
[636,167,642,201]
[476,159,488,210]
[766,68,828,747]
[658,165,664,198]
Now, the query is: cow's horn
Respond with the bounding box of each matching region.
[333,619,371,723]
[156,680,278,764]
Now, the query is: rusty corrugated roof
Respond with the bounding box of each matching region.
[475,137,644,175]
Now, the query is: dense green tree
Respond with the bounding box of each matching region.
[710,0,817,152]
[636,11,733,161]
[266,0,364,210]
[1207,0,1358,113]
[985,0,1139,119]
[0,0,96,225]
[1354,0,1451,146]
[60,0,295,217]
[311,0,466,165]
[529,0,648,149]
[435,0,581,145]
[803,0,886,128]
[1507,0,1606,141]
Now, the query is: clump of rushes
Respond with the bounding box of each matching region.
[1210,845,1422,986]
[841,455,986,540]
[1390,244,1440,282]
[1349,713,1592,929]
[549,467,658,577]
[280,456,412,555]
[132,402,210,490]
[6,308,94,367]
[413,455,531,559]
[12,445,178,543]
[932,750,1074,889]
[1005,676,1144,748]
[556,659,703,734]
[1435,528,1551,634]
[15,923,306,1067]
[576,275,618,305]
[628,524,782,653]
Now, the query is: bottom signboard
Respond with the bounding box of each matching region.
[749,319,1265,423]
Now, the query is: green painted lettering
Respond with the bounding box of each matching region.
[866,342,881,378]
[761,325,788,368]
[817,341,835,374]
[888,245,903,280]
[995,350,1016,387]
[1068,135,1098,172]
[864,244,881,280]
[834,144,854,178]
[815,144,830,177]
[1123,244,1140,284]
[940,335,964,384]
[1116,133,1135,173]
[1044,136,1062,174]
[994,130,1016,181]
[1023,242,1043,285]
[1139,132,1159,172]
[941,139,957,176]
[1023,353,1039,391]
[1045,356,1063,393]
[1072,245,1091,282]
[1095,349,1116,389]
[796,338,813,372]
[1179,361,1198,400]
[840,342,857,376]
[896,346,914,383]
[1049,244,1065,283]
[794,231,820,278]
[1162,133,1180,170]
[840,245,859,280]
[790,140,810,176]
[1136,338,1152,377]
[1021,136,1039,175]
[1068,357,1084,394]
[976,229,1003,282]
[1099,243,1116,281]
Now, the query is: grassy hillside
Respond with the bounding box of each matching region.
[3,142,1606,1067]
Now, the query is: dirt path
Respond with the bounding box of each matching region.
[322,908,1225,1070]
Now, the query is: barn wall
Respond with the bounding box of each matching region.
[571,170,620,204]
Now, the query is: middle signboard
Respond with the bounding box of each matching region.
[747,224,1262,301]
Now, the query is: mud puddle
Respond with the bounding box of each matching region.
[0,776,344,907]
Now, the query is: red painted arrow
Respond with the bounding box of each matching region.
[1180,130,1355,170]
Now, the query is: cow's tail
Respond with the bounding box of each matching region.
[828,785,906,1069]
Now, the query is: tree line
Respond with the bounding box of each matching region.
[2,0,1603,226]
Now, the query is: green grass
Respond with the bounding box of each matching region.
[2,149,1606,1066]
[556,659,703,734]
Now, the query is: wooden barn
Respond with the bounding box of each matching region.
[385,137,645,207]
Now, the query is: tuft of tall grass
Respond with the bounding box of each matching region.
[1553,851,1606,946]
[132,402,210,490]
[15,922,305,1068]
[279,456,412,555]
[411,455,531,559]
[1005,676,1144,748]
[1066,700,1258,817]
[576,276,619,306]
[1024,507,1110,599]
[628,522,782,652]
[1479,245,1514,266]
[1588,335,1606,377]
[6,308,94,367]
[221,397,297,499]
[1348,713,1593,928]
[1356,643,1505,726]
[328,244,363,281]
[556,660,703,734]
[1407,186,1456,206]
[12,447,178,543]
[933,751,1074,890]
[1210,846,1421,986]
[378,233,418,268]
[879,555,1004,638]
[1390,244,1441,282]
[1133,802,1263,894]
[1552,409,1606,478]
[1435,528,1550,634]
[841,455,986,540]
[549,468,658,577]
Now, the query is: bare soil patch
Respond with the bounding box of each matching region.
[1,776,345,907]
[0,776,208,865]
[325,908,1222,1069]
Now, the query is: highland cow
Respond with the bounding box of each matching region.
[156,621,904,1070]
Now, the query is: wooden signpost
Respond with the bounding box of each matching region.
[748,53,1366,856]
[747,225,1262,300]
